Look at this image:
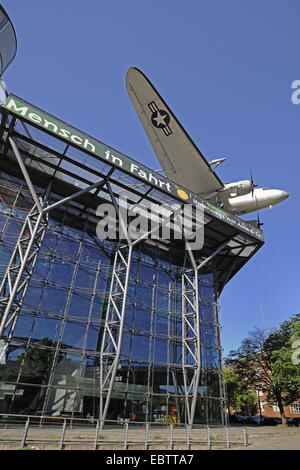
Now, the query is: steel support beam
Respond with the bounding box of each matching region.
[0,200,49,341]
[99,188,183,428]
[0,138,51,346]
[181,239,229,426]
[181,265,201,426]
[99,243,133,428]
[9,137,43,212]
[99,183,133,427]
[0,135,113,359]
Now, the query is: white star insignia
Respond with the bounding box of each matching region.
[153,110,167,127]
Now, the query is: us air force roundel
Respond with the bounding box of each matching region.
[148,101,172,136]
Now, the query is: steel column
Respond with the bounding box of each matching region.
[99,187,183,428]
[181,266,201,426]
[99,243,133,428]
[0,201,49,339]
[181,240,229,426]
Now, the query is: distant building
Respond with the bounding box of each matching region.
[255,389,300,421]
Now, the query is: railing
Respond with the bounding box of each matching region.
[0,413,248,450]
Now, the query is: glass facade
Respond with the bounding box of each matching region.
[0,173,224,425]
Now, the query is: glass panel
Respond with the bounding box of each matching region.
[74,265,96,290]
[48,260,75,286]
[68,293,92,319]
[200,302,215,324]
[130,335,150,362]
[61,322,87,350]
[136,283,153,307]
[30,316,62,343]
[2,218,22,243]
[132,308,151,333]
[39,287,68,315]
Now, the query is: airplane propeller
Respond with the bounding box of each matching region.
[256,211,264,229]
[250,170,258,197]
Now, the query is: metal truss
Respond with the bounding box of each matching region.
[99,203,229,427]
[99,243,133,428]
[181,266,201,426]
[99,187,183,427]
[0,199,49,344]
[181,240,229,426]
[0,136,112,358]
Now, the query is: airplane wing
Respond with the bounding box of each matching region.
[126,67,224,196]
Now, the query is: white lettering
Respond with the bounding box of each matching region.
[138,169,148,179]
[28,112,42,124]
[130,163,139,173]
[5,99,28,116]
[44,119,58,133]
[148,172,158,185]
[291,80,300,104]
[71,134,83,145]
[151,454,194,465]
[128,205,148,239]
[59,128,70,138]
[84,138,96,153]
[130,163,172,192]
[96,203,117,240]
[111,154,123,167]
[106,454,141,467]
[104,150,123,167]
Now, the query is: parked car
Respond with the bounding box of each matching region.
[228,413,246,423]
[234,414,247,423]
[263,417,283,426]
[287,417,300,426]
[244,414,266,424]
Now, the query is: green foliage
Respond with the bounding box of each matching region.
[223,367,256,414]
[225,314,300,423]
[266,315,300,407]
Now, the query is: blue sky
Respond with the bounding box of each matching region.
[1,0,299,356]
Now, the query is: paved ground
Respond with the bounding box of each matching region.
[229,426,300,450]
[0,424,299,450]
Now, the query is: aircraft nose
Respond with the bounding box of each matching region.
[280,190,290,201]
[273,190,289,203]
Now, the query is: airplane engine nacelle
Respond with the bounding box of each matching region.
[220,180,252,199]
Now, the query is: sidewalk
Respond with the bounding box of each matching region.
[0,424,299,450]
[230,426,300,450]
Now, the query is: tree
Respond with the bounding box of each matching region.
[223,367,257,416]
[225,314,300,425]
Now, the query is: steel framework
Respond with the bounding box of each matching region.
[0,202,48,352]
[181,239,230,425]
[99,190,183,427]
[0,137,110,359]
[0,96,264,426]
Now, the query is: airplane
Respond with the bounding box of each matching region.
[126,67,289,217]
